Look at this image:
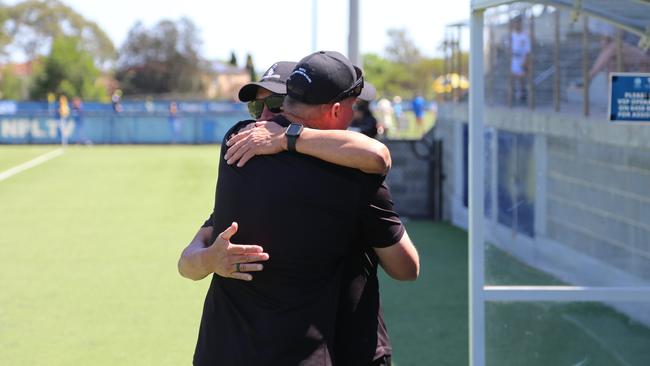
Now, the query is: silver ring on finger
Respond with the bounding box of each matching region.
[236,263,241,272]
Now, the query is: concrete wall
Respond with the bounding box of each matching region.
[546,135,650,280]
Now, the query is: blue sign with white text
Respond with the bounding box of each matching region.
[609,73,650,122]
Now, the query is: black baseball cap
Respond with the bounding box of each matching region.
[238,61,298,102]
[287,51,375,104]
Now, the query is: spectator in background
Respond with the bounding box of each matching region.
[392,95,406,132]
[168,101,181,144]
[510,15,531,102]
[71,96,90,145]
[111,89,122,113]
[588,21,650,82]
[349,99,378,138]
[145,96,155,114]
[412,95,425,133]
[375,97,394,138]
[57,95,70,146]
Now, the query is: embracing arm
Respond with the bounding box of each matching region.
[178,222,269,281]
[374,231,419,281]
[295,128,391,174]
[178,226,215,281]
[224,121,391,175]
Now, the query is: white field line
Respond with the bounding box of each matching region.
[0,148,64,182]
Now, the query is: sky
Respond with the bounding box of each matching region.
[7,0,470,71]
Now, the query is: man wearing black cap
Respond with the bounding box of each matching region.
[180,51,418,366]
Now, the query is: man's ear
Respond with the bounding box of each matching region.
[330,102,342,120]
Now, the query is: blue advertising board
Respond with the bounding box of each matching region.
[0,100,250,144]
[609,73,650,123]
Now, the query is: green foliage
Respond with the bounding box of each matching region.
[245,53,256,81]
[0,0,116,64]
[115,17,205,96]
[0,3,11,56]
[363,52,444,100]
[385,28,421,64]
[229,51,238,67]
[29,36,105,100]
[0,67,26,99]
[362,29,446,100]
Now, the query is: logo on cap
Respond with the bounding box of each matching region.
[290,68,312,83]
[261,64,281,81]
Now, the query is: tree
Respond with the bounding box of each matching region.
[115,17,205,95]
[229,51,238,67]
[0,67,26,99]
[0,2,11,57]
[245,53,256,81]
[362,29,446,99]
[385,28,421,65]
[29,36,106,100]
[0,0,115,65]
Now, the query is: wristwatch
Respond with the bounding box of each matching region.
[285,123,303,153]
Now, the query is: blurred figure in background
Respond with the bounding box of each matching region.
[375,97,394,138]
[392,95,406,132]
[111,89,123,113]
[145,96,155,114]
[349,100,378,138]
[168,101,181,144]
[57,95,70,146]
[588,20,650,82]
[510,15,530,102]
[71,96,90,145]
[412,95,425,134]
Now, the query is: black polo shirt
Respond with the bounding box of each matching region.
[194,116,403,366]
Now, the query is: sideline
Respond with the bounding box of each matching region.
[0,148,64,182]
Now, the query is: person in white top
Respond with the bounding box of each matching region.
[510,16,530,101]
[375,98,394,137]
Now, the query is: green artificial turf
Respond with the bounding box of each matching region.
[380,223,650,366]
[379,222,469,366]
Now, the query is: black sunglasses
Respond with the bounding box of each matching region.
[331,75,364,103]
[247,94,285,119]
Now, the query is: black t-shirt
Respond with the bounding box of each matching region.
[334,183,403,366]
[194,116,403,366]
[201,183,403,365]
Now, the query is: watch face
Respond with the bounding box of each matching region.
[287,123,303,136]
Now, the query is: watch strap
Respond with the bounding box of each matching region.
[286,123,303,153]
[287,134,297,153]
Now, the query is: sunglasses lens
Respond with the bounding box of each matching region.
[265,95,284,112]
[247,100,263,119]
